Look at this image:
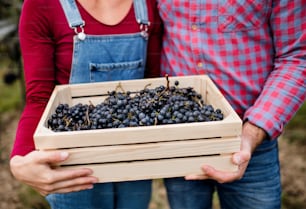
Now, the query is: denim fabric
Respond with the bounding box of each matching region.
[164,139,281,209]
[46,180,152,209]
[70,34,147,83]
[59,0,84,28]
[47,1,152,209]
[59,0,149,84]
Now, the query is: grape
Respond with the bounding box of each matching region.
[47,76,224,131]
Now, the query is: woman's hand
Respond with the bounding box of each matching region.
[185,121,266,183]
[10,150,99,196]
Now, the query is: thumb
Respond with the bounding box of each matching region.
[32,151,69,164]
[232,150,250,165]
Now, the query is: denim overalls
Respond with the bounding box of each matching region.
[46,0,152,208]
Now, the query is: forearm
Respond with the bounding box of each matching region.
[11,101,47,158]
[244,0,306,139]
[13,0,57,157]
[241,121,267,154]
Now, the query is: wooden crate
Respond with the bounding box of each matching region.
[34,75,242,182]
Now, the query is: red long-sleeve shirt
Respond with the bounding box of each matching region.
[11,0,163,157]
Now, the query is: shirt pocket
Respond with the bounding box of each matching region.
[89,59,145,82]
[218,0,270,32]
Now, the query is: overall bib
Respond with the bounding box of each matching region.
[46,0,152,208]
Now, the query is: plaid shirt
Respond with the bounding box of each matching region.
[157,0,306,139]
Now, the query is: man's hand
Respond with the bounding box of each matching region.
[185,121,266,183]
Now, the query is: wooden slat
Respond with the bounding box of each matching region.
[72,96,107,106]
[34,86,71,136]
[34,120,241,149]
[58,137,240,165]
[67,75,203,98]
[58,155,236,183]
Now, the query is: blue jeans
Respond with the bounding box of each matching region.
[164,139,281,209]
[46,180,151,209]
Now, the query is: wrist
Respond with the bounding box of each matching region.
[10,155,23,179]
[242,121,267,153]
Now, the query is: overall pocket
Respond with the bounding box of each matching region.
[218,0,270,32]
[89,59,145,82]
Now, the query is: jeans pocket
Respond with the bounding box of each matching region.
[218,0,270,32]
[89,59,144,82]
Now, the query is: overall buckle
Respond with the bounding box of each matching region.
[140,22,150,39]
[72,22,86,41]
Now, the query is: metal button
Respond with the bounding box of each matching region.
[191,25,197,30]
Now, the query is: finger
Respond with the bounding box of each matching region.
[201,165,239,183]
[28,169,98,195]
[185,173,208,180]
[232,150,251,165]
[53,175,98,189]
[39,175,98,195]
[31,150,70,164]
[57,174,97,187]
[39,183,95,196]
[40,167,97,185]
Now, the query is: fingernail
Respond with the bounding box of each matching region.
[60,152,69,160]
[185,175,195,180]
[87,185,94,190]
[92,178,99,183]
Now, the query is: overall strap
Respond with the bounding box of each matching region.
[59,0,84,28]
[133,0,150,26]
[60,0,149,38]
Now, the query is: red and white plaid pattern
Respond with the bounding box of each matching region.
[157,0,306,139]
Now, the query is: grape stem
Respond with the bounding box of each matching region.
[115,82,125,93]
[85,105,91,126]
[165,74,170,90]
[144,83,152,89]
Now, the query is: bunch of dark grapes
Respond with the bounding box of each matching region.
[48,78,224,132]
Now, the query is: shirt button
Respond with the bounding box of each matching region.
[191,25,197,30]
[197,62,203,68]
